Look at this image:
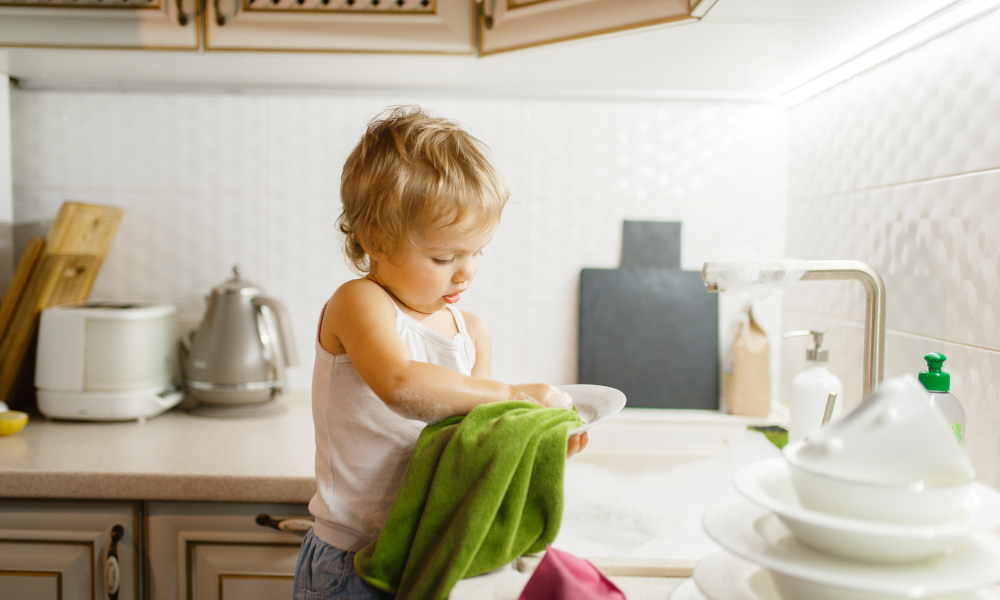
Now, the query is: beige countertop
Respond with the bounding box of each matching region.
[0,392,316,503]
[0,393,766,504]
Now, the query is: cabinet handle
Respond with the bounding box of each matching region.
[176,0,205,26]
[213,0,239,26]
[105,524,124,600]
[256,514,314,533]
[479,0,497,29]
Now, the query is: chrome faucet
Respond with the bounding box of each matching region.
[702,260,886,398]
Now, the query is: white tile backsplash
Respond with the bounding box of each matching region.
[787,6,1000,479]
[11,90,787,395]
[789,8,1000,202]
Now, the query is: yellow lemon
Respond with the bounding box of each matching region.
[0,411,28,436]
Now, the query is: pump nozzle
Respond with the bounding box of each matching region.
[784,329,829,362]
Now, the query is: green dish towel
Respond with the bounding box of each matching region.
[354,400,583,600]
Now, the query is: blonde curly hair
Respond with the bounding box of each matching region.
[338,105,510,274]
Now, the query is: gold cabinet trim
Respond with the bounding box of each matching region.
[0,1,161,9]
[240,0,436,15]
[0,570,63,600]
[479,11,694,56]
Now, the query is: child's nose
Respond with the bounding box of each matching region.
[454,258,475,282]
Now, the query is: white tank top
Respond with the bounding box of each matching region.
[309,297,477,552]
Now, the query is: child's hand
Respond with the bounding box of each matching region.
[510,384,574,409]
[567,432,589,458]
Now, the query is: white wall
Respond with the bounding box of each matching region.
[784,7,1000,482]
[10,90,788,395]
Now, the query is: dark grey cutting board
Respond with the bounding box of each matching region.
[578,269,719,410]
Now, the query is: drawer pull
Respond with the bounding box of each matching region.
[256,514,314,533]
[105,524,124,600]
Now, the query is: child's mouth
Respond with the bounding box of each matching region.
[442,291,463,304]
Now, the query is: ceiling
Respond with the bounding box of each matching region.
[0,0,961,99]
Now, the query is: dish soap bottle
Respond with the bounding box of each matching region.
[919,353,966,447]
[784,329,843,443]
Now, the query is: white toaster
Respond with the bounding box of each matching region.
[35,302,183,421]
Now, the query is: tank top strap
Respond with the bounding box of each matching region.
[384,295,406,319]
[446,305,470,337]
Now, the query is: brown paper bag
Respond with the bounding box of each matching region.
[724,307,771,417]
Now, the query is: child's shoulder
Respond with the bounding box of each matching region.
[459,309,489,339]
[327,277,389,312]
[320,278,394,354]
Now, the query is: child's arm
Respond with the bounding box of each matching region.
[465,307,588,457]
[323,279,570,422]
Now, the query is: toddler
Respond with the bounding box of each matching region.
[294,106,588,600]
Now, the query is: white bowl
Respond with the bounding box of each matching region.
[783,441,973,524]
[734,458,1000,563]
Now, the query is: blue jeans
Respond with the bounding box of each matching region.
[294,529,394,600]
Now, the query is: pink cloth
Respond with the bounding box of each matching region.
[518,546,626,600]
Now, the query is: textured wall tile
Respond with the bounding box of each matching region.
[267,96,385,196]
[854,170,1000,350]
[267,193,353,301]
[524,304,579,385]
[13,189,264,308]
[11,90,264,194]
[529,100,787,205]
[789,8,1000,201]
[12,91,787,395]
[454,303,527,386]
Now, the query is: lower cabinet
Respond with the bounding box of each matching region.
[0,499,142,600]
[0,499,311,600]
[146,501,311,600]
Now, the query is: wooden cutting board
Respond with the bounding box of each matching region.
[0,202,123,407]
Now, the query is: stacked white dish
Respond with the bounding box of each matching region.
[677,376,1000,600]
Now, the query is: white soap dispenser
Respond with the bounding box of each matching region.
[784,329,843,443]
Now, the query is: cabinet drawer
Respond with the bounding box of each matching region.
[0,499,141,600]
[146,501,310,600]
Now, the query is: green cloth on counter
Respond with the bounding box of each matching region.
[354,400,583,600]
[748,425,789,449]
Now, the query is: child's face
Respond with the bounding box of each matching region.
[373,216,495,315]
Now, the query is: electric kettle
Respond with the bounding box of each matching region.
[182,265,298,417]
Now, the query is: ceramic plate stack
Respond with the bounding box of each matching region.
[678,453,1000,600]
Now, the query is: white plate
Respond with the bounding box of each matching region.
[671,580,710,600]
[557,384,626,436]
[734,458,1000,563]
[693,550,997,600]
[694,551,778,600]
[703,498,1000,596]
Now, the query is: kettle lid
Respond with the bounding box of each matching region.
[213,265,262,296]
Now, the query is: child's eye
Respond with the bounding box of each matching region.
[433,257,454,265]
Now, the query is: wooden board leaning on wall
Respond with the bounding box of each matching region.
[0,202,123,408]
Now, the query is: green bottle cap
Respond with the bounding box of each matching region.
[919,352,950,392]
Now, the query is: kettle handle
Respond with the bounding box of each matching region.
[252,296,300,367]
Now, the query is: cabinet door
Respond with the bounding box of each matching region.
[0,500,141,600]
[0,0,199,49]
[204,0,472,53]
[146,501,311,600]
[478,0,701,55]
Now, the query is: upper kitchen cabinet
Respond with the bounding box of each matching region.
[0,0,199,49]
[204,0,473,53]
[477,0,707,55]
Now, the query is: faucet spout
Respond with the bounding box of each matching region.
[702,260,886,398]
